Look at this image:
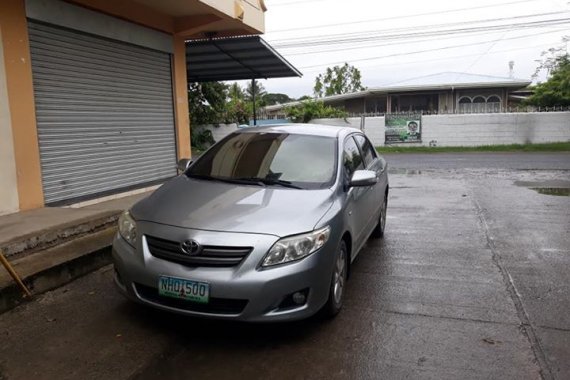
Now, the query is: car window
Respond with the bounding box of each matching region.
[343,137,364,178]
[187,132,337,189]
[353,134,377,168]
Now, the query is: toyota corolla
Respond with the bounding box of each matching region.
[112,124,389,322]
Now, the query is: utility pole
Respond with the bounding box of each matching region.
[252,78,257,126]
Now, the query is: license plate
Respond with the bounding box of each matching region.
[158,276,209,303]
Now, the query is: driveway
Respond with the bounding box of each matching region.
[0,153,568,380]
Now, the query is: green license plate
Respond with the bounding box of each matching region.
[158,276,209,303]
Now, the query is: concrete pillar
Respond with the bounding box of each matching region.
[0,0,44,211]
[386,95,392,114]
[172,35,191,159]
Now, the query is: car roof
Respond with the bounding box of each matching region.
[235,123,360,138]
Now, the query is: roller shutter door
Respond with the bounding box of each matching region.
[28,21,177,204]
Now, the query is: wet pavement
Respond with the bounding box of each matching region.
[0,153,568,380]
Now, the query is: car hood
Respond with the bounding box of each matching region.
[131,176,335,237]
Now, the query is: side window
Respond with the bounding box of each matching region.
[354,134,377,167]
[343,137,364,178]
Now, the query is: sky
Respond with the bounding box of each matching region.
[242,0,570,98]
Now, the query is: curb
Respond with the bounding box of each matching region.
[0,227,117,314]
[1,211,120,260]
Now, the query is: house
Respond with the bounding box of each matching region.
[264,72,532,117]
[0,0,267,215]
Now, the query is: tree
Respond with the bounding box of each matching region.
[532,37,569,80]
[527,54,570,107]
[284,100,348,123]
[245,80,267,106]
[297,95,312,101]
[228,82,245,101]
[314,63,365,97]
[188,82,229,126]
[263,93,293,105]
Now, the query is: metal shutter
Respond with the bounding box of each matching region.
[28,21,177,204]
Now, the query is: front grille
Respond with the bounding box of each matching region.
[146,235,252,267]
[135,283,248,315]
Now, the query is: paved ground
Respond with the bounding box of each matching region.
[0,153,568,380]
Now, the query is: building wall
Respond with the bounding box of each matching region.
[309,112,570,147]
[1,0,252,210]
[0,27,20,215]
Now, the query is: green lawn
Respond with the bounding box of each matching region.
[376,142,570,153]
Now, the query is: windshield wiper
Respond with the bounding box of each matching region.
[237,177,303,189]
[187,174,265,186]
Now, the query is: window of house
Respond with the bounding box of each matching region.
[487,96,501,113]
[458,96,472,113]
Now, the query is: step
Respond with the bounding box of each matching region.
[0,210,120,261]
[0,226,117,313]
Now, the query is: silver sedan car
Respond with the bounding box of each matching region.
[112,124,389,322]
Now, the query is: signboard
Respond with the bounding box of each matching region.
[385,113,422,144]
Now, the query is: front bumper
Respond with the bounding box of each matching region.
[112,222,336,322]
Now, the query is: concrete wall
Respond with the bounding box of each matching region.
[0,28,20,215]
[310,112,570,147]
[195,123,239,144]
[422,112,570,147]
[311,117,386,146]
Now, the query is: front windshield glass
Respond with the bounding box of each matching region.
[187,132,337,189]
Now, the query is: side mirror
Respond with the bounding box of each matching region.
[350,170,377,187]
[177,158,192,173]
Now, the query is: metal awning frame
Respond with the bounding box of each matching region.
[185,35,302,83]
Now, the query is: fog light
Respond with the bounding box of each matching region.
[277,288,309,310]
[292,291,306,305]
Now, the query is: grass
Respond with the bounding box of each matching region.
[376,142,570,153]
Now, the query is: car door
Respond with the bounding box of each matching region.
[353,134,386,239]
[342,135,370,257]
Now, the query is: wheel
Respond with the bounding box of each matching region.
[371,195,388,239]
[322,240,348,318]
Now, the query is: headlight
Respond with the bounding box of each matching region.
[261,226,331,267]
[118,211,137,247]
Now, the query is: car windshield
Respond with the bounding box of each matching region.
[187,132,337,189]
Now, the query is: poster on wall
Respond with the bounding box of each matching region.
[385,113,422,144]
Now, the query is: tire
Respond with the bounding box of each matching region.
[322,240,348,318]
[371,194,388,239]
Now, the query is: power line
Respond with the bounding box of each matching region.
[268,0,541,33]
[297,42,557,73]
[283,27,568,56]
[269,11,569,47]
[270,17,570,52]
[296,29,567,69]
[462,27,512,75]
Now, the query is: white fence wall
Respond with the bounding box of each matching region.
[197,112,570,147]
[421,112,570,147]
[311,117,386,146]
[194,123,238,143]
[311,112,570,147]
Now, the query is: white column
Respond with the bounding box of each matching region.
[0,28,20,215]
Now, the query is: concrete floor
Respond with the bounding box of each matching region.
[0,153,568,380]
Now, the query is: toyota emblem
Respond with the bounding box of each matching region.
[180,239,202,256]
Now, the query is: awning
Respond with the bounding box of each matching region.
[186,35,302,82]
